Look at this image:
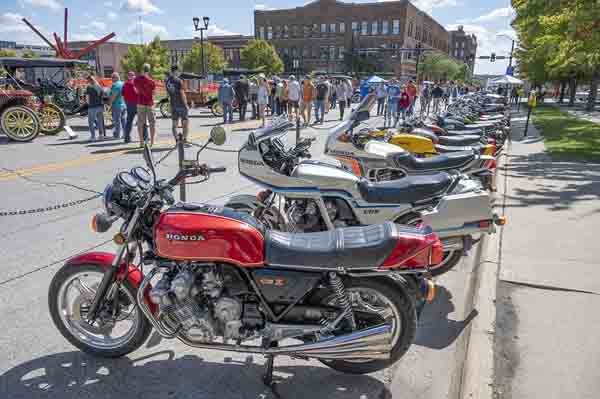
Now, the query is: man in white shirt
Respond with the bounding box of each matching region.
[287,75,301,119]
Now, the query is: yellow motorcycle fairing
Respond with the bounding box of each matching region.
[387,133,438,157]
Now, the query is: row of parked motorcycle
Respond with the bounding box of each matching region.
[47,91,510,383]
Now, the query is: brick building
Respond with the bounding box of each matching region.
[254,0,451,79]
[68,41,133,77]
[449,25,477,74]
[162,35,253,71]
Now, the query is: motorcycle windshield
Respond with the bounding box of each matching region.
[252,117,295,144]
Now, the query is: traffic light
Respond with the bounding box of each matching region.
[490,53,496,62]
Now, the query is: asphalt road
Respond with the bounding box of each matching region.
[0,107,480,399]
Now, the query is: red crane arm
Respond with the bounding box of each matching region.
[72,33,116,59]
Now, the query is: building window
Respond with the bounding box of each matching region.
[283,25,288,38]
[408,21,413,37]
[462,41,465,48]
[415,27,421,41]
[303,47,309,57]
[329,45,335,59]
[339,46,345,59]
[371,21,378,35]
[292,25,298,38]
[267,26,273,40]
[454,49,458,57]
[292,47,298,57]
[393,19,400,35]
[313,23,319,36]
[304,25,310,37]
[259,26,265,39]
[274,26,280,39]
[321,23,327,34]
[352,21,358,33]
[382,20,389,35]
[339,22,345,33]
[361,21,368,35]
[312,47,318,58]
[330,23,336,34]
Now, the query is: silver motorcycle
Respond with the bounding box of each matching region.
[227,118,505,276]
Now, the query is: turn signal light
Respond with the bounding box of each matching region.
[496,216,507,226]
[91,214,98,232]
[336,156,362,177]
[421,279,436,302]
[430,239,444,265]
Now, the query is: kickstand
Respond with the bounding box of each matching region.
[262,340,278,386]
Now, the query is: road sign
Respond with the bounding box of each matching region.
[506,66,514,76]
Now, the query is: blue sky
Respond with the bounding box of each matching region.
[0,0,516,75]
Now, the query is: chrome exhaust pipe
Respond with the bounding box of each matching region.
[442,237,464,251]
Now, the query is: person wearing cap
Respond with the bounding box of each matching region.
[134,63,156,147]
[218,78,235,124]
[85,74,106,141]
[109,72,126,139]
[165,65,189,140]
[234,74,249,121]
[287,75,300,119]
[122,71,138,144]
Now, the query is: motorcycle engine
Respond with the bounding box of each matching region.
[287,198,356,231]
[149,264,259,343]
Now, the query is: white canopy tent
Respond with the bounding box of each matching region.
[489,75,524,85]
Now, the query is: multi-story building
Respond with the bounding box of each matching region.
[254,0,450,79]
[162,35,253,71]
[0,41,54,57]
[68,41,133,77]
[449,26,477,74]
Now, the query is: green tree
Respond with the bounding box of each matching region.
[181,42,227,74]
[240,40,284,75]
[120,36,170,80]
[21,49,39,58]
[419,52,461,82]
[0,49,17,57]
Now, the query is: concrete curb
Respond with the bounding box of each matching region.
[459,140,509,399]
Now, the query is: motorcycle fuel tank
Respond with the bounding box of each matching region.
[291,160,362,198]
[154,204,265,267]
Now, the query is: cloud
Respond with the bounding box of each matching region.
[254,4,274,10]
[107,12,118,21]
[103,1,113,6]
[206,25,239,37]
[470,7,515,23]
[0,12,53,45]
[71,33,100,41]
[120,0,162,15]
[0,12,29,33]
[80,21,107,31]
[127,20,168,39]
[19,0,61,11]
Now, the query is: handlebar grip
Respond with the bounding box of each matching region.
[208,167,226,173]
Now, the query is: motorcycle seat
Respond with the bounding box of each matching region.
[265,222,406,269]
[435,144,483,154]
[390,151,475,171]
[358,172,453,204]
[445,128,483,136]
[437,135,482,147]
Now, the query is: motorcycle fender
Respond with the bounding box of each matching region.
[226,194,262,211]
[65,251,157,314]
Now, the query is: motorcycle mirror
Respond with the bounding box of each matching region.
[142,144,157,181]
[210,126,227,146]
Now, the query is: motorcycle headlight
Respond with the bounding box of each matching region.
[102,184,115,215]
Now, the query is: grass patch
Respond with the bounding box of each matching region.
[532,105,600,162]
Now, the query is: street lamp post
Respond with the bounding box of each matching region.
[414,42,422,83]
[497,33,516,73]
[193,16,210,76]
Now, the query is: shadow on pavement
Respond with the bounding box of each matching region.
[414,285,478,350]
[0,350,388,399]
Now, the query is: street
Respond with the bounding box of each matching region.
[0,107,482,399]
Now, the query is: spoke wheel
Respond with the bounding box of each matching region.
[48,264,151,358]
[211,102,223,117]
[103,104,114,129]
[39,103,66,135]
[159,101,172,118]
[1,106,40,142]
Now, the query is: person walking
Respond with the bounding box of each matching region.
[165,65,189,141]
[376,81,386,116]
[360,80,370,100]
[330,79,337,110]
[275,78,285,116]
[510,87,518,107]
[281,79,289,116]
[218,78,235,124]
[336,80,347,120]
[314,77,328,124]
[269,76,278,115]
[234,75,249,121]
[301,76,314,126]
[431,82,444,114]
[397,86,411,126]
[420,83,430,115]
[345,79,353,108]
[287,75,301,119]
[406,80,417,116]
[122,71,137,144]
[134,63,156,147]
[385,79,401,128]
[85,74,105,141]
[257,75,269,128]
[109,72,126,139]
[249,77,258,120]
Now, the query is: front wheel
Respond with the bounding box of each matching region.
[48,264,152,358]
[211,102,223,117]
[313,277,417,374]
[39,103,66,135]
[1,106,40,142]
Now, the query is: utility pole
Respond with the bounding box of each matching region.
[414,42,422,83]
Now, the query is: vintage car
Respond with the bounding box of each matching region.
[157,72,222,118]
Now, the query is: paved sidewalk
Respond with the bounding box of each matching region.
[493,112,600,399]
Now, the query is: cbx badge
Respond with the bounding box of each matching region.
[165,233,205,241]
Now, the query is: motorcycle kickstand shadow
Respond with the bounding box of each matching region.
[262,339,278,387]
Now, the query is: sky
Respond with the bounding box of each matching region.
[0,0,517,75]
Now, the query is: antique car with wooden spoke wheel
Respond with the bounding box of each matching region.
[157,72,221,118]
[0,89,41,142]
[37,102,66,135]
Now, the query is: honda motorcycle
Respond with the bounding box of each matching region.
[48,127,441,383]
[226,119,505,276]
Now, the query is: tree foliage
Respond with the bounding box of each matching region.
[419,52,470,83]
[240,40,284,75]
[0,49,17,57]
[181,42,227,74]
[120,36,170,80]
[21,49,39,59]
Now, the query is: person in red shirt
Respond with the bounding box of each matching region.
[122,71,138,144]
[397,86,411,127]
[134,63,156,147]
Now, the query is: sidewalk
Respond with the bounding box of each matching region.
[493,112,600,398]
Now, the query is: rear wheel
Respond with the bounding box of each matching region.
[39,103,66,135]
[313,277,417,374]
[1,106,40,142]
[48,264,152,358]
[211,102,223,117]
[395,213,463,276]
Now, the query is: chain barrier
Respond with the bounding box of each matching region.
[0,194,100,217]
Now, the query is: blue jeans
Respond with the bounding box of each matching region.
[386,102,398,126]
[88,106,105,139]
[314,100,325,122]
[222,102,233,123]
[112,106,126,138]
[124,102,137,142]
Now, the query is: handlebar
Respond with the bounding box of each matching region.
[168,161,227,187]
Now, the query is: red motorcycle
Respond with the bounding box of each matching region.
[48,127,441,383]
